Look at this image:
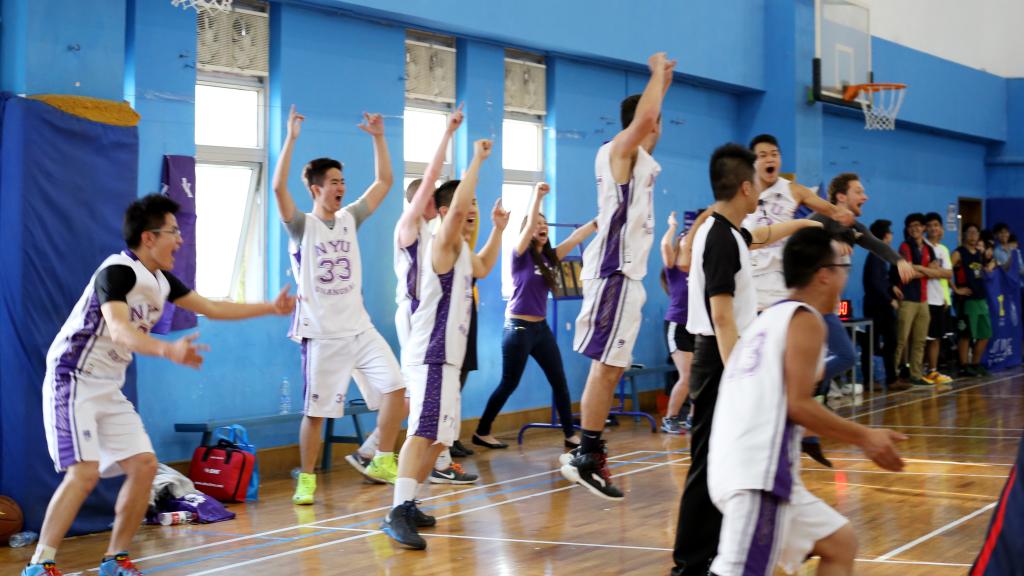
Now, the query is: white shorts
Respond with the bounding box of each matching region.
[301,328,404,418]
[43,371,154,478]
[753,269,790,311]
[711,485,849,575]
[404,363,461,447]
[573,275,646,368]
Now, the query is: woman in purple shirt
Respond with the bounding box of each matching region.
[660,211,695,434]
[473,183,597,449]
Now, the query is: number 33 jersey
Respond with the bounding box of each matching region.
[289,209,372,340]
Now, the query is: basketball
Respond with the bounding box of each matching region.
[0,496,23,541]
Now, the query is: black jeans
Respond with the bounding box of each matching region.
[672,335,724,576]
[866,303,897,385]
[475,319,575,438]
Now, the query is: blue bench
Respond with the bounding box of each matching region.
[174,400,373,470]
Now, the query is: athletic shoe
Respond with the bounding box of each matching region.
[924,370,953,385]
[345,452,383,483]
[293,471,316,505]
[826,381,844,401]
[973,364,990,377]
[366,453,398,485]
[560,442,624,501]
[801,438,833,468]
[958,366,977,378]
[887,379,913,391]
[910,378,933,387]
[839,382,864,395]
[20,563,63,576]
[661,416,686,435]
[558,446,579,467]
[98,553,142,576]
[682,415,692,431]
[382,501,427,550]
[430,463,478,484]
[411,500,436,528]
[450,440,474,457]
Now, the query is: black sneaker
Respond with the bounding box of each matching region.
[450,439,474,457]
[801,439,833,468]
[382,501,427,549]
[412,500,435,528]
[344,452,383,483]
[558,446,579,467]
[560,444,624,501]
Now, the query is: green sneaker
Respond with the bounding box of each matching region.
[293,472,316,505]
[366,453,398,484]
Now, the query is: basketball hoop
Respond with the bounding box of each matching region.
[843,83,907,131]
[171,0,232,12]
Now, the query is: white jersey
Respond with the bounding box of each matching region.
[685,214,758,337]
[925,239,953,306]
[402,239,474,367]
[742,177,799,275]
[46,252,169,380]
[581,141,660,281]
[289,209,371,340]
[708,300,826,500]
[394,219,433,347]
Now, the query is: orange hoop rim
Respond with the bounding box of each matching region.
[843,83,907,101]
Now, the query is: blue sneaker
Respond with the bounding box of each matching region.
[21,562,63,576]
[98,553,142,576]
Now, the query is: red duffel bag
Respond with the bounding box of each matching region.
[188,439,255,503]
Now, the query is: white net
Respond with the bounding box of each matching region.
[171,0,233,12]
[854,85,906,131]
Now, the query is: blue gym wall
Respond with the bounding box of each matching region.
[0,0,1020,464]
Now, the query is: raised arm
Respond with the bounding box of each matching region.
[785,310,906,471]
[271,105,304,223]
[793,183,854,227]
[173,285,295,320]
[349,112,394,215]
[516,182,548,257]
[397,104,463,247]
[472,199,510,278]
[434,140,491,272]
[609,52,676,181]
[660,211,679,268]
[679,208,713,272]
[749,219,823,249]
[555,219,598,261]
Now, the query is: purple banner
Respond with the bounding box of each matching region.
[153,155,198,333]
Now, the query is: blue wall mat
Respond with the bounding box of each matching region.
[0,94,139,534]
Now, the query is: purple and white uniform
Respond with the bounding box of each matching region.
[742,177,800,310]
[43,251,187,477]
[288,209,403,419]
[664,265,693,354]
[574,141,660,367]
[394,219,433,347]
[402,239,473,446]
[708,300,847,575]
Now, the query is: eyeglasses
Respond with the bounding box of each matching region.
[148,227,182,238]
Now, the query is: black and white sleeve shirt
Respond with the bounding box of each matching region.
[685,212,757,337]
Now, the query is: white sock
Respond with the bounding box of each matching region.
[359,429,380,458]
[434,449,452,471]
[417,482,431,499]
[393,477,417,509]
[374,450,393,460]
[31,544,57,565]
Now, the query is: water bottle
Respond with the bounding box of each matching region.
[158,511,194,526]
[279,377,292,415]
[9,531,38,548]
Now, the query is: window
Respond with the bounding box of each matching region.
[194,73,266,302]
[403,31,457,201]
[501,50,547,298]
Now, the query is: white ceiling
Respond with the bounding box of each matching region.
[865,0,1024,77]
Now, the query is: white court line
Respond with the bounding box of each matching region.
[847,373,1020,421]
[188,455,691,574]
[873,425,1024,432]
[802,456,1013,467]
[136,446,647,561]
[622,461,1008,479]
[880,433,1023,440]
[875,501,998,561]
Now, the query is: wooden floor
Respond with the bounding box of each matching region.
[4,368,1022,575]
